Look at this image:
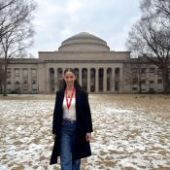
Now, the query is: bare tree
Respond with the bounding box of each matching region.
[0,0,16,11]
[141,0,170,28]
[0,61,5,93]
[126,0,170,94]
[126,25,149,93]
[0,0,21,39]
[0,0,36,96]
[130,57,147,93]
[155,0,170,18]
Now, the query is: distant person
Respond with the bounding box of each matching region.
[50,68,93,170]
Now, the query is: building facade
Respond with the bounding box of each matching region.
[3,32,168,94]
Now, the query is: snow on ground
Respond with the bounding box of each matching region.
[0,94,170,170]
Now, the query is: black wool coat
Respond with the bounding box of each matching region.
[50,88,93,165]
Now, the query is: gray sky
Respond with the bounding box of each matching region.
[29,0,141,57]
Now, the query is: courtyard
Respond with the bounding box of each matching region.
[0,94,170,170]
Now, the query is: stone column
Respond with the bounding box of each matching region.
[11,68,14,91]
[45,67,50,93]
[79,68,82,86]
[19,68,22,93]
[155,68,159,91]
[28,68,32,93]
[52,68,55,93]
[119,68,123,92]
[104,68,107,92]
[57,67,64,92]
[50,67,55,93]
[111,68,115,92]
[55,68,58,92]
[35,68,39,93]
[38,63,46,93]
[145,68,149,92]
[154,68,157,91]
[95,68,99,93]
[87,68,91,92]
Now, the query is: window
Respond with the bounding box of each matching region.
[141,79,146,84]
[32,80,36,84]
[158,79,162,84]
[141,68,146,73]
[132,87,137,91]
[7,69,11,77]
[157,69,162,76]
[132,78,138,84]
[132,68,137,73]
[149,88,155,93]
[7,72,11,78]
[15,81,20,85]
[149,80,154,84]
[24,80,28,84]
[31,69,37,77]
[168,68,170,73]
[32,69,36,74]
[23,69,28,77]
[15,69,20,76]
[149,68,155,73]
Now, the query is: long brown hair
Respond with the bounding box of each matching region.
[59,68,82,91]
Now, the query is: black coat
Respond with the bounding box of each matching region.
[50,88,93,165]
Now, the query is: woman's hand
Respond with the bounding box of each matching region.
[85,133,92,142]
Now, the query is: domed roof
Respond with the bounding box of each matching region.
[58,32,110,52]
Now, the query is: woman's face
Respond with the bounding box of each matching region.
[64,71,76,87]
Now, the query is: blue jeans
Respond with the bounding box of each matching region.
[60,119,81,170]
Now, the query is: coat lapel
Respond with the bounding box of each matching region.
[59,90,64,118]
[60,90,64,104]
[75,89,81,114]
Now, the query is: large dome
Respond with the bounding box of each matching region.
[58,32,110,52]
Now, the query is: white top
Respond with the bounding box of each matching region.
[63,95,76,121]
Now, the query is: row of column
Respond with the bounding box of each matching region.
[49,67,121,93]
[8,68,38,92]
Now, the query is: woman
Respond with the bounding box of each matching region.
[50,68,93,170]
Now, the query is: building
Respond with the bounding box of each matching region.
[3,32,168,94]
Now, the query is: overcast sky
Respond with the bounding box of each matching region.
[29,0,141,57]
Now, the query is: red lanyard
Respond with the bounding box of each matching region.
[65,88,75,110]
